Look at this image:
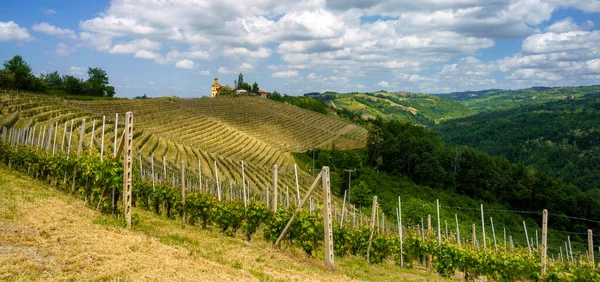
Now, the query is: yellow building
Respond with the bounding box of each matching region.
[211,78,222,97]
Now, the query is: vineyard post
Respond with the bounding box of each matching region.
[422,218,425,241]
[77,119,85,155]
[398,196,404,267]
[122,111,133,228]
[340,190,347,228]
[366,195,377,264]
[67,119,73,155]
[480,204,486,253]
[456,214,461,246]
[53,123,58,154]
[274,169,322,248]
[504,228,507,252]
[541,209,548,277]
[353,204,356,228]
[181,161,185,225]
[40,126,46,148]
[241,160,246,209]
[294,164,300,205]
[445,220,448,241]
[215,161,221,201]
[536,230,539,250]
[31,125,36,145]
[524,221,532,254]
[113,113,118,156]
[382,213,385,234]
[100,116,105,161]
[565,241,570,263]
[436,199,441,245]
[322,166,334,270]
[286,186,289,209]
[266,184,270,210]
[588,229,594,266]
[1,127,5,143]
[90,119,95,147]
[46,126,52,151]
[139,155,142,180]
[560,247,564,263]
[491,217,497,252]
[151,156,155,190]
[427,215,432,268]
[198,159,202,191]
[472,224,476,248]
[163,156,166,182]
[272,165,278,212]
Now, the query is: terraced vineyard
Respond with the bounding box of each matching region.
[0,91,366,193]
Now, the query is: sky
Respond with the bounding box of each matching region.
[0,0,599,98]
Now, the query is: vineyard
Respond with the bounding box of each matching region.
[0,91,366,196]
[2,113,600,281]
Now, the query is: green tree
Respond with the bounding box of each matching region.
[251,82,259,93]
[351,181,372,208]
[86,67,109,96]
[240,82,251,92]
[43,71,63,88]
[105,85,116,97]
[0,69,15,89]
[63,75,85,95]
[2,55,34,90]
[236,73,244,89]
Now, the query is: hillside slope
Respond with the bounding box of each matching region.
[0,164,441,281]
[434,93,600,191]
[314,92,474,124]
[0,91,366,193]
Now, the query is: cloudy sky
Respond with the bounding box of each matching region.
[1,0,599,98]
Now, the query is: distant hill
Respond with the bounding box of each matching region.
[433,92,600,192]
[312,92,475,124]
[435,85,600,112]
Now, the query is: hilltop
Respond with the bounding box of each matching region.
[0,91,366,193]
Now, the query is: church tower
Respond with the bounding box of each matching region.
[211,78,222,97]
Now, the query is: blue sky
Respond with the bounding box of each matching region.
[1,0,599,98]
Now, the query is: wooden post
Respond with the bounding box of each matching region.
[272,165,278,212]
[427,215,432,238]
[215,161,221,201]
[53,123,58,155]
[456,214,461,246]
[90,119,95,147]
[366,196,377,263]
[77,119,85,155]
[398,196,403,267]
[340,190,347,228]
[481,204,486,253]
[445,220,448,242]
[114,113,118,156]
[510,235,514,252]
[294,164,300,205]
[322,166,334,269]
[491,217,497,252]
[588,229,594,266]
[524,221,532,254]
[472,224,477,248]
[151,156,155,190]
[100,116,105,160]
[67,119,74,155]
[536,230,539,250]
[504,228,507,252]
[181,161,185,224]
[122,112,133,228]
[436,199,441,245]
[198,159,203,191]
[541,209,548,277]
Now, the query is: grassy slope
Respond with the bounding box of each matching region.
[437,85,600,113]
[318,92,474,124]
[0,164,443,281]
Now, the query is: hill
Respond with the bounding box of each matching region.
[0,164,441,281]
[312,92,474,124]
[433,93,600,192]
[436,85,600,112]
[0,91,366,193]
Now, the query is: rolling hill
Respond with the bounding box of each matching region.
[0,91,366,193]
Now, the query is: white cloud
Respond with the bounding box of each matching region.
[377,80,390,88]
[175,59,195,69]
[222,47,272,59]
[198,70,211,75]
[545,17,581,33]
[218,67,235,74]
[68,66,87,77]
[109,38,162,54]
[240,63,254,71]
[0,21,33,41]
[51,42,75,56]
[43,9,57,15]
[134,50,160,59]
[272,70,299,78]
[32,22,76,39]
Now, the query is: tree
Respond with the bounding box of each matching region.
[251,82,259,94]
[240,82,251,92]
[236,73,244,89]
[43,71,63,88]
[86,67,109,96]
[350,181,372,208]
[63,75,85,95]
[2,55,34,90]
[0,69,15,89]
[106,85,116,97]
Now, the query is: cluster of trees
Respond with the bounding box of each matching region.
[0,55,115,97]
[234,73,259,94]
[269,91,328,114]
[305,119,600,233]
[434,93,600,192]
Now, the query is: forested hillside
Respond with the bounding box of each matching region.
[434,93,600,192]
